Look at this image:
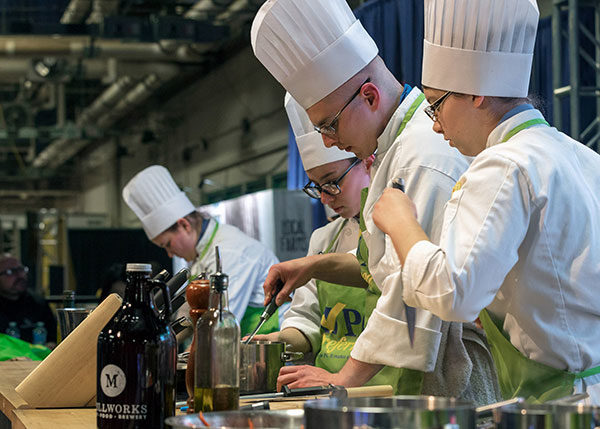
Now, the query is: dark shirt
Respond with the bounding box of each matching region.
[0,291,57,343]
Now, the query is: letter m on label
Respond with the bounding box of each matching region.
[105,373,119,388]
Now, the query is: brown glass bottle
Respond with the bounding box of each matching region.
[97,263,176,428]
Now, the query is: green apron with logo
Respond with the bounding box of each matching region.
[353,93,427,394]
[313,220,398,392]
[477,117,600,402]
[198,221,279,337]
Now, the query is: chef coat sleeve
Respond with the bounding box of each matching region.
[351,166,457,371]
[280,279,322,352]
[402,153,531,322]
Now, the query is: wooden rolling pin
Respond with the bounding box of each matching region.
[345,384,394,398]
[16,293,122,408]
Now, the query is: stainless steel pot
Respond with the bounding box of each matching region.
[304,395,476,429]
[491,403,555,429]
[240,341,302,394]
[165,409,305,428]
[491,403,600,429]
[555,403,600,428]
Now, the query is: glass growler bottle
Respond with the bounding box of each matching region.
[194,247,240,412]
[97,263,176,428]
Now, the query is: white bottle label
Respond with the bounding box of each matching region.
[100,364,126,397]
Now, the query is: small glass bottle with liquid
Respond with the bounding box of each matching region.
[194,247,240,412]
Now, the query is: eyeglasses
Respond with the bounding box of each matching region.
[313,78,371,137]
[303,158,361,199]
[424,90,453,122]
[0,265,29,277]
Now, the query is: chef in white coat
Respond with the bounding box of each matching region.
[122,165,284,337]
[373,0,600,404]
[251,0,501,403]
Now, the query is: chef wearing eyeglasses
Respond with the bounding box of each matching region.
[372,0,600,403]
[251,0,501,403]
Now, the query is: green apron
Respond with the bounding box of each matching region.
[353,93,428,394]
[314,220,400,391]
[198,221,279,337]
[477,117,600,402]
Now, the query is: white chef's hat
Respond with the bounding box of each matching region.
[122,165,196,240]
[251,0,378,109]
[422,0,539,97]
[285,92,353,171]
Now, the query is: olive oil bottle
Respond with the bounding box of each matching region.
[194,247,240,412]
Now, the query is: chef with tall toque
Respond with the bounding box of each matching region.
[373,0,600,403]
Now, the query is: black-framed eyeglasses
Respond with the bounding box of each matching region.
[424,90,453,122]
[313,78,371,137]
[303,158,361,199]
[0,265,29,277]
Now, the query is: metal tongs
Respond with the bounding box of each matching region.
[243,279,284,344]
[392,178,416,348]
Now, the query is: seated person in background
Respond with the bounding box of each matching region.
[252,93,377,379]
[122,165,286,340]
[0,254,57,345]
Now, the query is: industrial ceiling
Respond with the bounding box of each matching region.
[0,0,277,211]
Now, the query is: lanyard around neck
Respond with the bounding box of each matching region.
[198,220,219,261]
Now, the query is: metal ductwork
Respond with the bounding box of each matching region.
[33,65,178,169]
[215,0,264,24]
[0,37,205,63]
[60,0,93,24]
[87,0,120,24]
[185,0,237,19]
[96,73,165,128]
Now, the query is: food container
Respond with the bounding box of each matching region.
[165,409,305,428]
[491,403,555,428]
[240,341,302,394]
[304,395,476,429]
[555,403,600,428]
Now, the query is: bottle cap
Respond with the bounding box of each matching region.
[126,263,152,272]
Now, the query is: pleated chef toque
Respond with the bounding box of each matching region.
[422,0,539,97]
[251,0,378,109]
[285,93,353,170]
[122,165,195,240]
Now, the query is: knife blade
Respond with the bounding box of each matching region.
[391,178,416,348]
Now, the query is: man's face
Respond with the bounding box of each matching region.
[152,222,198,262]
[307,159,370,219]
[306,82,378,159]
[0,257,28,300]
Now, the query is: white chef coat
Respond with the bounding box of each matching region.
[401,108,600,399]
[177,217,285,325]
[281,216,361,353]
[350,87,471,371]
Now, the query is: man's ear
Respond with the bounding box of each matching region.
[361,82,380,111]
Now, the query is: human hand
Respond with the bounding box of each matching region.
[264,256,319,306]
[373,188,418,234]
[276,365,342,392]
[241,331,280,343]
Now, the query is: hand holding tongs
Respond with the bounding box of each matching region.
[391,178,416,348]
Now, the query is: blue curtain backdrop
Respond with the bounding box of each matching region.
[287,0,558,231]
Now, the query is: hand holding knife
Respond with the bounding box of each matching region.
[391,178,416,348]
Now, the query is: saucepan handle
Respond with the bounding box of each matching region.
[281,351,304,362]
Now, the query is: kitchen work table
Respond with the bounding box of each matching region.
[0,360,95,429]
[0,360,327,428]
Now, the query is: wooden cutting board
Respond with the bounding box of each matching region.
[15,293,122,408]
